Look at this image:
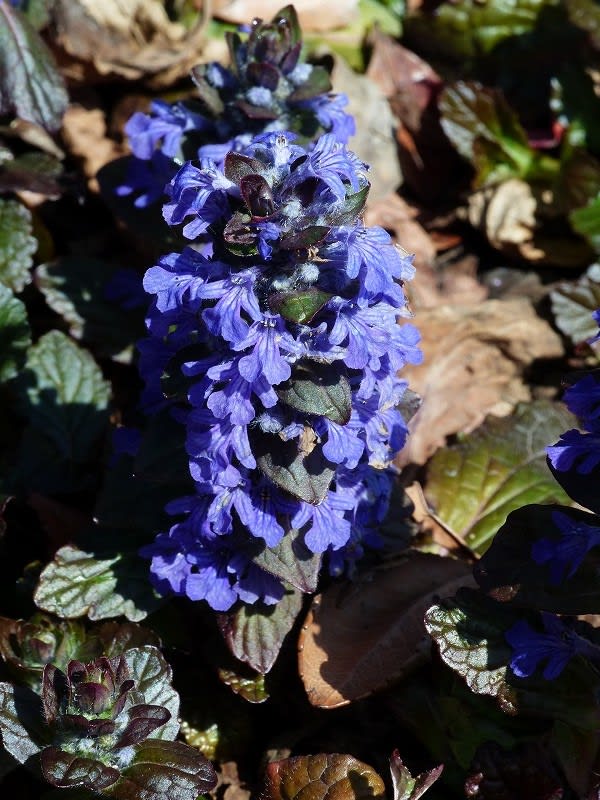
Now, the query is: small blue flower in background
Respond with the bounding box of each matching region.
[531,509,600,584]
[505,612,600,680]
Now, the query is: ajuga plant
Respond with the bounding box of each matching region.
[0,645,218,799]
[0,612,159,691]
[425,309,600,797]
[117,4,355,210]
[138,129,422,616]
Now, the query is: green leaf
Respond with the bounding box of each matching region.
[0,198,36,292]
[474,504,600,614]
[279,226,329,250]
[570,193,600,253]
[34,545,161,623]
[424,588,526,702]
[252,527,322,593]
[287,66,332,102]
[190,65,226,116]
[253,430,335,505]
[218,586,303,674]
[0,150,63,196]
[17,330,111,459]
[268,288,332,325]
[124,647,180,742]
[0,682,45,764]
[566,0,600,48]
[425,401,575,554]
[425,588,600,727]
[113,739,217,800]
[324,185,370,226]
[217,668,269,704]
[276,361,351,424]
[260,753,386,800]
[403,0,560,61]
[34,258,145,364]
[17,0,55,31]
[439,81,554,188]
[0,1,68,131]
[0,613,86,690]
[550,261,600,345]
[0,283,30,382]
[389,750,443,800]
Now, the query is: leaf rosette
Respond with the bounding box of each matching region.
[0,648,217,799]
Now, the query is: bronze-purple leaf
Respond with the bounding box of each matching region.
[224,152,265,185]
[62,713,116,737]
[116,704,171,748]
[74,680,112,715]
[258,753,386,800]
[112,739,218,800]
[41,746,120,790]
[389,749,443,800]
[247,62,280,91]
[41,663,67,724]
[240,174,275,218]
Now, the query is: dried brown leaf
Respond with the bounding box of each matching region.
[51,0,212,86]
[464,179,593,267]
[61,105,125,192]
[328,55,402,202]
[365,194,487,309]
[298,551,474,708]
[364,193,435,275]
[396,299,565,467]
[366,31,441,126]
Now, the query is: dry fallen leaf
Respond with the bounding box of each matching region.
[396,299,565,467]
[404,481,468,555]
[464,179,593,268]
[364,192,436,275]
[364,194,486,309]
[212,0,359,32]
[61,104,126,192]
[366,29,441,122]
[298,550,474,708]
[329,55,403,202]
[51,0,212,86]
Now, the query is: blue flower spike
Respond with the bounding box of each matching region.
[138,129,422,610]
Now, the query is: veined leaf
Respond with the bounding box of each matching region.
[0,1,68,131]
[425,401,575,554]
[0,198,36,293]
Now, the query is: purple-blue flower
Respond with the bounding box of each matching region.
[563,373,600,430]
[546,429,600,474]
[505,612,600,680]
[124,100,202,160]
[531,509,600,584]
[137,129,422,611]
